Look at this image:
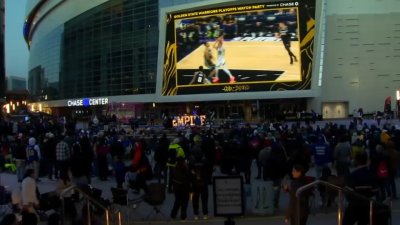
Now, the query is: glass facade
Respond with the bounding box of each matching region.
[29,0,158,100]
[29,25,63,101]
[11,79,27,91]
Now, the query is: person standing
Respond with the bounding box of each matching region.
[262,143,288,209]
[129,138,150,192]
[189,136,209,220]
[166,138,185,193]
[55,135,71,180]
[334,135,352,177]
[154,133,169,184]
[284,164,311,225]
[25,138,41,181]
[110,136,126,187]
[342,153,378,225]
[41,132,57,180]
[12,134,26,182]
[310,135,332,179]
[95,138,110,181]
[70,140,90,186]
[79,135,94,184]
[170,158,191,221]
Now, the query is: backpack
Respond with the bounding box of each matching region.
[26,145,39,164]
[377,160,389,179]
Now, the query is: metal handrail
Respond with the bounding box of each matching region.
[295,179,391,225]
[60,185,122,225]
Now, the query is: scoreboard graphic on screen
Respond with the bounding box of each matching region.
[161,0,316,96]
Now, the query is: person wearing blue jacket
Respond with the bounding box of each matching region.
[310,135,332,179]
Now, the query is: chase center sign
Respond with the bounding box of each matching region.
[67,98,109,107]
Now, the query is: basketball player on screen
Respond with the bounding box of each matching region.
[189,66,210,85]
[203,42,217,80]
[212,34,236,83]
[276,22,298,64]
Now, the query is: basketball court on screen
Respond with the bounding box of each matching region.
[176,41,301,83]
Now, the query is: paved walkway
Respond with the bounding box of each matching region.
[1,165,399,225]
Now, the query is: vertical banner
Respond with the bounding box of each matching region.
[213,176,245,217]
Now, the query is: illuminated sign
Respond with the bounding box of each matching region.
[172,115,206,127]
[67,98,109,107]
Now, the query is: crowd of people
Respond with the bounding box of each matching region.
[0,114,399,224]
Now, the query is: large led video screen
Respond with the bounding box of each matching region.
[162,0,316,96]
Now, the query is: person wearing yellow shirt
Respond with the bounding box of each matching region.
[166,138,185,192]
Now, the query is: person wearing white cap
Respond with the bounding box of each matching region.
[25,138,41,181]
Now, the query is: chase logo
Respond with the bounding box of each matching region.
[67,98,108,107]
[83,98,90,107]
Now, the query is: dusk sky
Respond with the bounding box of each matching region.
[5,0,29,78]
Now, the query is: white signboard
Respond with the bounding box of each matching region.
[213,176,244,216]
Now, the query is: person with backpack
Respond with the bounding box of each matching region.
[25,138,41,181]
[166,138,185,193]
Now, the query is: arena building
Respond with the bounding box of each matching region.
[24,0,400,123]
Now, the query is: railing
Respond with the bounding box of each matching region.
[296,180,392,225]
[60,185,122,225]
